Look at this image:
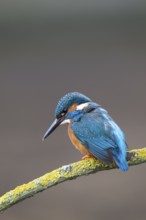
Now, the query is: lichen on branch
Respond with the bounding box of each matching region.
[0,148,146,213]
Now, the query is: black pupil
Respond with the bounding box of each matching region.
[58,110,67,118]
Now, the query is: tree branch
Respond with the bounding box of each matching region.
[0,148,146,213]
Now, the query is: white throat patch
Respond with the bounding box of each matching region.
[61,119,71,125]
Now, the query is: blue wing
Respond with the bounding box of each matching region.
[71,107,128,171]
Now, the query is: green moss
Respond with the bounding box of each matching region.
[137,148,146,160]
[0,148,146,212]
[0,192,10,204]
[38,169,61,186]
[129,148,146,164]
[0,182,38,207]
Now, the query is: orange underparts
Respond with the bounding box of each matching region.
[68,124,94,159]
[67,103,95,159]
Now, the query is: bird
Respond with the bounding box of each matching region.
[42,92,128,171]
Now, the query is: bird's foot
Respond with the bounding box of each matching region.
[82,155,95,160]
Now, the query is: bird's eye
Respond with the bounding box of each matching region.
[60,112,65,117]
[57,109,67,118]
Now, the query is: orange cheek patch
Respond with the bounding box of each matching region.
[68,104,78,112]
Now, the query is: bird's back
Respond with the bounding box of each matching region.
[71,106,128,171]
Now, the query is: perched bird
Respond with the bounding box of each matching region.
[43,92,128,171]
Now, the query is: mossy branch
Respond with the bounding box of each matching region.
[0,148,146,213]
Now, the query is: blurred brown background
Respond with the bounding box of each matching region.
[0,1,146,220]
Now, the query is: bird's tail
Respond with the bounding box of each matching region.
[112,151,128,172]
[114,157,128,171]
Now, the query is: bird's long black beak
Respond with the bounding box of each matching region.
[42,117,65,141]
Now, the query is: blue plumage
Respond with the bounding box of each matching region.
[43,92,128,172]
[55,92,91,117]
[67,105,128,171]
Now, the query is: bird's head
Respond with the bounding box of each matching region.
[42,92,92,140]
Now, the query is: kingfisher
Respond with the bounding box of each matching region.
[42,92,128,171]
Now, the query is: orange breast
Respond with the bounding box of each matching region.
[68,124,91,156]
